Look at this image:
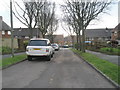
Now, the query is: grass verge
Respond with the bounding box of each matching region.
[71,48,120,85]
[0,54,27,68]
[87,47,120,56]
[99,47,120,55]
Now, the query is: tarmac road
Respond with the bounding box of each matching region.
[2,48,115,88]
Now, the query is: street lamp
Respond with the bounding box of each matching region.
[10,0,14,57]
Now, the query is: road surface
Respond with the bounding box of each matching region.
[2,48,115,88]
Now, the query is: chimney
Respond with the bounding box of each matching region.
[0,16,2,30]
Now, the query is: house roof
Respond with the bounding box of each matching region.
[0,16,11,30]
[113,23,120,31]
[85,28,113,38]
[13,28,41,37]
[2,21,11,30]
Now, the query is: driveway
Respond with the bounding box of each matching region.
[86,50,119,65]
[2,48,115,88]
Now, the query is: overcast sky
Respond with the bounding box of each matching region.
[0,0,119,37]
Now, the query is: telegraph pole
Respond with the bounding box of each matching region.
[10,0,14,57]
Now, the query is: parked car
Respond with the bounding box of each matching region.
[63,45,69,48]
[26,38,54,61]
[51,43,60,51]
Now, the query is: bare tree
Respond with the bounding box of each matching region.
[61,19,75,48]
[13,0,43,38]
[37,1,56,38]
[62,0,112,52]
[47,15,59,43]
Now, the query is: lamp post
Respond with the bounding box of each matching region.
[10,0,14,57]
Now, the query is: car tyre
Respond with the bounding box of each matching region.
[47,55,51,61]
[51,53,53,58]
[28,56,32,61]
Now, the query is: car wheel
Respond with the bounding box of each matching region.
[28,56,32,61]
[47,55,51,61]
[51,53,53,58]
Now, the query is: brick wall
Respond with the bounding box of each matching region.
[2,30,11,38]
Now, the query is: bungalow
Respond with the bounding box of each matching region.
[64,28,113,45]
[85,28,113,42]
[13,28,64,48]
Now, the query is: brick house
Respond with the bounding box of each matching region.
[0,16,18,48]
[111,23,120,45]
[111,23,120,40]
[64,35,76,45]
[45,34,64,46]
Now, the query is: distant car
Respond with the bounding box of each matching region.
[63,45,69,48]
[51,43,60,51]
[26,38,54,61]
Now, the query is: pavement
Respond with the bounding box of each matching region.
[2,52,25,59]
[86,50,120,66]
[2,48,115,88]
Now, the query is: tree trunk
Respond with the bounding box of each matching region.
[71,35,74,48]
[82,29,86,52]
[43,34,45,38]
[78,30,82,51]
[29,27,33,39]
[76,34,79,50]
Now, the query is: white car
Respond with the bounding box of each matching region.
[51,43,60,51]
[26,38,54,61]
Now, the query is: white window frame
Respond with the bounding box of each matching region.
[8,31,11,35]
[2,31,5,35]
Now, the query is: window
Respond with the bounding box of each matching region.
[8,31,11,35]
[28,40,47,46]
[2,31,5,35]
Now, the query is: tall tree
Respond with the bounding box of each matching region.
[13,0,43,38]
[62,0,112,52]
[37,1,56,38]
[47,15,59,43]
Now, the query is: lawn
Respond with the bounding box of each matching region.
[100,47,120,55]
[0,54,27,68]
[87,47,120,55]
[71,48,120,85]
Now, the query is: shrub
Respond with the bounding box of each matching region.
[2,47,12,54]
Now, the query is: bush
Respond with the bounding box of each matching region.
[23,40,29,47]
[74,43,79,49]
[2,47,12,54]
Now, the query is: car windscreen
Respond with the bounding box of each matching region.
[28,40,47,46]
